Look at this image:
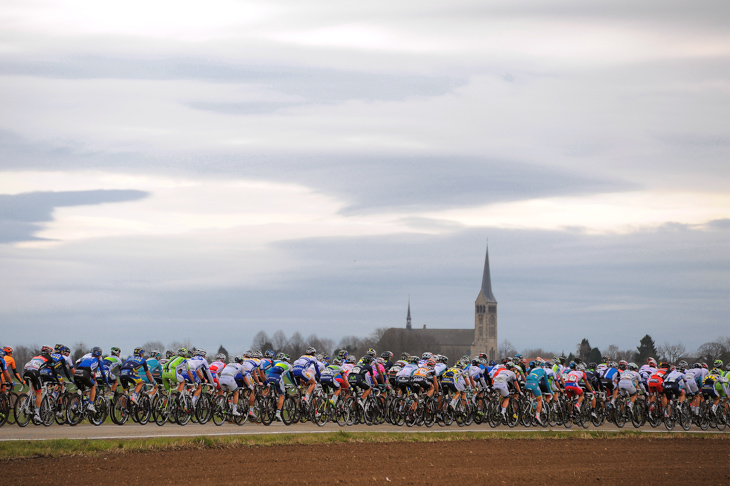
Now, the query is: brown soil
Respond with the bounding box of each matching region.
[4,438,728,485]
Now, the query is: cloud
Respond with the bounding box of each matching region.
[0,190,149,243]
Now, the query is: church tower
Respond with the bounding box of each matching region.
[473,241,497,360]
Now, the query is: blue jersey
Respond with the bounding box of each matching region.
[142,358,162,383]
[121,356,149,377]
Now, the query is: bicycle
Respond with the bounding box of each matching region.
[15,382,56,427]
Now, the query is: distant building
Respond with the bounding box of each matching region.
[377,241,498,361]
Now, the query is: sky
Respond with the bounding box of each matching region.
[0,0,728,357]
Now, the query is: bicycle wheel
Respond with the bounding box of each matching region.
[487,398,501,428]
[715,406,727,431]
[614,401,626,428]
[134,394,152,425]
[111,394,130,425]
[154,395,170,426]
[312,395,328,427]
[0,394,9,427]
[39,396,54,426]
[631,401,645,428]
[14,394,32,427]
[195,394,212,424]
[66,395,83,426]
[519,399,532,427]
[53,395,67,425]
[89,396,107,426]
[591,399,606,427]
[175,394,193,426]
[260,395,275,426]
[211,396,227,426]
[678,402,692,431]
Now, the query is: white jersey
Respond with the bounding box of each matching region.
[221,362,244,377]
[619,370,640,386]
[397,363,418,378]
[639,365,656,381]
[434,363,447,376]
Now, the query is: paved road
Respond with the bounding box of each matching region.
[1,420,726,441]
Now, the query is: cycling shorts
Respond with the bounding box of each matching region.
[219,375,238,393]
[293,368,314,382]
[662,382,682,399]
[565,383,583,397]
[348,374,370,391]
[648,379,663,394]
[266,375,286,395]
[23,370,43,392]
[526,382,542,398]
[74,367,96,391]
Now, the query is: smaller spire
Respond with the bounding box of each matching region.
[406,297,412,330]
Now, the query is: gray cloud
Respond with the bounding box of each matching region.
[0,57,464,107]
[0,190,149,243]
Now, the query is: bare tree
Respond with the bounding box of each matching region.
[521,348,556,360]
[287,332,306,358]
[251,331,273,352]
[72,341,88,362]
[498,340,517,360]
[168,339,193,354]
[696,341,728,364]
[657,341,686,364]
[602,345,620,360]
[141,341,166,356]
[272,330,288,352]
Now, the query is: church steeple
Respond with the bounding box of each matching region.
[480,241,497,303]
[406,298,412,330]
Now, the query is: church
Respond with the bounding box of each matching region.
[376,242,498,360]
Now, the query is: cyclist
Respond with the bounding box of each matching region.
[100,347,124,393]
[347,355,377,407]
[292,347,320,402]
[564,363,595,415]
[23,346,59,422]
[186,348,215,407]
[161,348,190,393]
[142,350,163,385]
[381,351,394,371]
[320,358,347,405]
[442,360,469,410]
[1,346,25,390]
[120,348,157,403]
[0,350,13,390]
[525,359,551,425]
[617,362,641,411]
[218,355,244,417]
[662,364,686,417]
[209,353,227,392]
[74,347,109,412]
[702,360,728,414]
[266,354,294,421]
[491,361,521,420]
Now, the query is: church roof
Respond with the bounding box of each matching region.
[479,242,497,303]
[406,328,474,347]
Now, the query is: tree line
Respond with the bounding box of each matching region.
[6,333,729,368]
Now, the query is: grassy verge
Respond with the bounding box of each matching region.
[1,430,726,460]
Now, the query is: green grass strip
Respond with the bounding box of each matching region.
[1,430,726,460]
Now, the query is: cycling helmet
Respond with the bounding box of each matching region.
[2,346,12,354]
[677,360,688,370]
[714,359,723,369]
[281,353,291,362]
[395,360,407,367]
[133,347,144,356]
[576,364,586,371]
[361,355,374,365]
[439,355,449,364]
[332,358,342,366]
[164,350,173,359]
[0,350,5,358]
[726,363,730,371]
[305,346,316,355]
[347,355,356,364]
[265,350,275,358]
[243,350,252,358]
[195,348,207,357]
[425,359,435,368]
[54,344,63,352]
[552,357,560,366]
[400,352,410,360]
[316,354,323,361]
[559,354,567,364]
[234,355,244,363]
[602,356,610,363]
[628,362,638,371]
[41,345,53,354]
[408,355,419,364]
[455,360,464,369]
[376,357,385,365]
[422,352,433,360]
[618,360,628,370]
[111,347,121,356]
[647,358,657,367]
[253,350,262,359]
[472,358,480,366]
[178,347,188,357]
[659,362,670,369]
[569,361,576,370]
[693,363,701,369]
[478,353,488,360]
[339,350,349,359]
[212,352,224,361]
[588,362,597,370]
[91,346,102,357]
[381,351,393,360]
[505,362,514,369]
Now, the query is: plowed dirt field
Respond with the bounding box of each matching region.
[4,437,727,485]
